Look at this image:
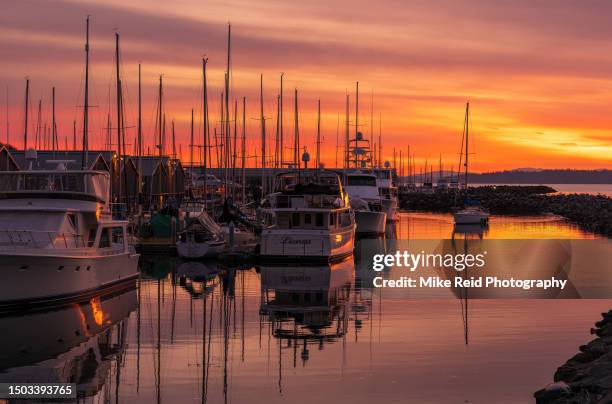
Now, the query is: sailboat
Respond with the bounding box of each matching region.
[453,103,489,226]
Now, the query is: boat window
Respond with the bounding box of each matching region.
[291,213,300,227]
[347,176,376,186]
[304,214,312,225]
[111,227,124,245]
[277,213,290,229]
[315,213,324,227]
[88,228,96,247]
[99,229,110,248]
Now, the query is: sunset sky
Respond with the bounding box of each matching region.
[2,0,612,171]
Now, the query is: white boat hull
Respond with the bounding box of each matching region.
[0,251,139,309]
[354,210,387,235]
[177,240,224,259]
[259,225,355,262]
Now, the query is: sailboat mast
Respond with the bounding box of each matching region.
[224,24,231,198]
[241,97,246,203]
[190,109,194,177]
[315,99,321,169]
[202,58,208,209]
[82,16,90,169]
[279,73,284,167]
[138,64,142,198]
[51,86,56,154]
[23,79,29,151]
[464,102,469,190]
[344,93,349,169]
[355,82,359,139]
[294,88,299,168]
[260,74,266,197]
[35,99,41,150]
[115,32,122,202]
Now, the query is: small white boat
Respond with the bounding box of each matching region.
[453,103,489,227]
[0,159,139,310]
[258,171,355,263]
[176,212,225,259]
[454,206,490,225]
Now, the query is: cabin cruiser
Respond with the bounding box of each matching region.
[371,167,399,221]
[0,157,139,310]
[342,171,386,235]
[258,171,355,262]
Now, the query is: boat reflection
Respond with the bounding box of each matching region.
[259,258,359,366]
[0,284,137,399]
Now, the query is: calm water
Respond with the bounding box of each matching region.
[1,213,610,403]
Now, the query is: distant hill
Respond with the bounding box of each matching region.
[404,169,612,184]
[466,169,611,184]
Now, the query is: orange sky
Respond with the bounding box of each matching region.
[1,0,612,171]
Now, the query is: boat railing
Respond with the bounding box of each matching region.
[0,229,125,255]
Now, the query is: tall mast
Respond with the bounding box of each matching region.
[72,120,76,150]
[464,102,470,190]
[202,58,208,209]
[35,99,41,150]
[190,109,194,177]
[171,120,176,160]
[293,88,299,169]
[241,96,246,203]
[82,16,90,169]
[370,89,374,164]
[260,74,266,196]
[315,99,321,169]
[138,64,142,198]
[274,95,279,168]
[157,75,163,207]
[344,94,349,169]
[51,86,56,154]
[5,86,9,146]
[232,99,238,200]
[279,73,284,167]
[23,79,29,150]
[115,32,122,202]
[378,113,382,168]
[225,24,231,197]
[335,112,339,168]
[355,81,359,139]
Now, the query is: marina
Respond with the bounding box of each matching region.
[1,2,612,402]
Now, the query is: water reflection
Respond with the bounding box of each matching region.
[0,285,137,401]
[1,212,609,403]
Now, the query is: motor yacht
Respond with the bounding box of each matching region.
[0,157,139,310]
[258,171,355,262]
[342,171,386,235]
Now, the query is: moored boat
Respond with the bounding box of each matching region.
[0,160,139,310]
[258,171,355,263]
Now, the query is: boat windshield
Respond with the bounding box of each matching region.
[0,171,110,203]
[346,175,377,186]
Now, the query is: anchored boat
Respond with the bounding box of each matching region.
[258,171,355,262]
[342,171,387,235]
[0,160,140,310]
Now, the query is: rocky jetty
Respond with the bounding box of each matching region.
[534,310,612,403]
[398,186,612,237]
